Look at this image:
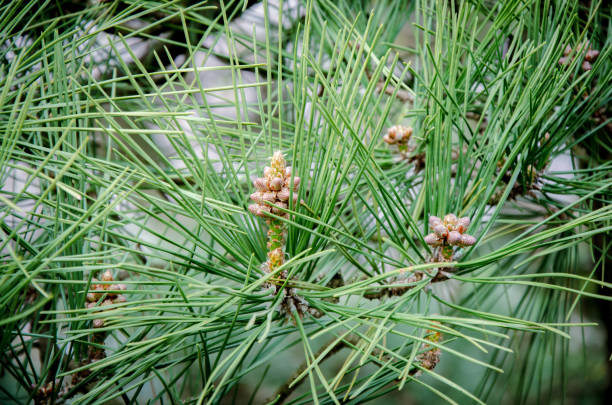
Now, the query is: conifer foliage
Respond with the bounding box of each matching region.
[0,1,611,404]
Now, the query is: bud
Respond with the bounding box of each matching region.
[292,176,301,189]
[582,61,592,71]
[456,217,470,233]
[285,166,292,177]
[447,231,462,246]
[102,270,113,282]
[262,192,276,202]
[271,202,288,214]
[270,177,283,191]
[86,292,98,302]
[93,319,105,328]
[113,295,127,304]
[403,126,413,139]
[424,233,442,246]
[460,234,476,246]
[386,125,412,145]
[585,49,599,62]
[253,178,267,191]
[248,204,260,216]
[428,216,442,228]
[563,44,572,56]
[263,166,272,177]
[443,214,457,227]
[250,192,264,203]
[558,56,569,66]
[433,224,448,238]
[277,188,290,201]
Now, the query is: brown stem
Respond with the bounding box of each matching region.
[362,270,450,300]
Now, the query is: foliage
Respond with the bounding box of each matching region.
[0,0,611,404]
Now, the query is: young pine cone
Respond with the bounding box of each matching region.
[248,151,300,218]
[85,270,127,328]
[559,42,600,72]
[382,125,412,145]
[424,214,476,248]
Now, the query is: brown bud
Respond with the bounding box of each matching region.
[558,56,569,66]
[424,233,442,246]
[277,188,290,201]
[292,177,301,189]
[582,61,592,71]
[253,178,267,191]
[585,49,599,62]
[443,214,458,227]
[433,224,448,238]
[460,234,476,246]
[383,134,394,144]
[386,126,412,144]
[258,205,271,216]
[456,217,470,233]
[86,292,98,302]
[87,302,96,309]
[271,202,288,214]
[262,191,276,202]
[248,204,260,216]
[401,127,413,142]
[250,192,264,203]
[93,319,105,328]
[270,177,283,191]
[101,270,113,282]
[447,231,462,246]
[113,295,127,303]
[563,44,572,56]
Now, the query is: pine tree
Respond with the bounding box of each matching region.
[1,1,610,403]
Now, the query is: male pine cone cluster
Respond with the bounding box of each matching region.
[248,151,300,218]
[424,214,476,249]
[559,43,600,71]
[382,125,412,147]
[86,270,126,328]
